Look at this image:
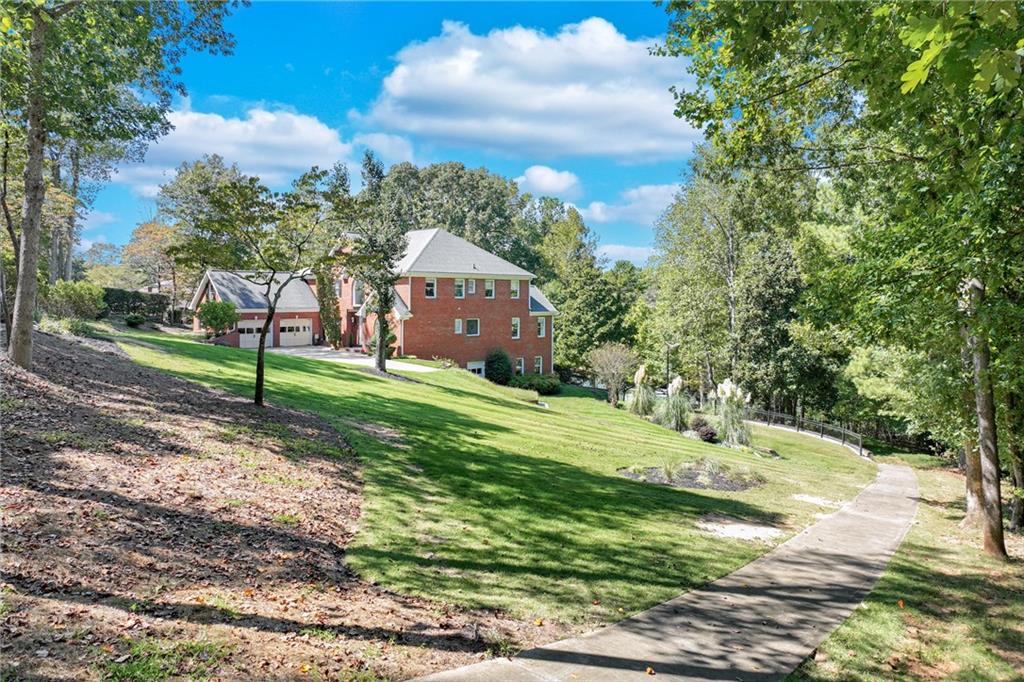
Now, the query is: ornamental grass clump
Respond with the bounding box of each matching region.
[627,364,656,416]
[716,378,752,447]
[656,375,689,432]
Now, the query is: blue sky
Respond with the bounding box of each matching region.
[86,1,701,264]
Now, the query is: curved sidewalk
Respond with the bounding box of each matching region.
[420,463,918,682]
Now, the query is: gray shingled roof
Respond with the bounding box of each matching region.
[395,228,534,278]
[204,270,318,311]
[529,285,558,315]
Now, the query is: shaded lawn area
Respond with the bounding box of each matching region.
[115,328,874,625]
[791,455,1024,681]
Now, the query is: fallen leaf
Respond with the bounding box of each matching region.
[897,599,905,609]
[533,618,543,626]
[299,663,310,674]
[591,599,601,606]
[646,666,656,675]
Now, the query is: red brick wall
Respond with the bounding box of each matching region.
[401,276,552,373]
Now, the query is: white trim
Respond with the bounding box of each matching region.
[454,318,463,335]
[510,279,520,299]
[484,279,495,299]
[511,317,520,339]
[467,279,477,295]
[537,316,546,338]
[534,355,543,374]
[454,278,465,299]
[424,277,437,299]
[466,318,480,337]
[406,271,535,281]
[515,357,525,375]
[467,360,486,377]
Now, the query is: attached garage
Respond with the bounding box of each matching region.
[278,318,313,347]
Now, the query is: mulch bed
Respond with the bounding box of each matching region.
[1,332,553,680]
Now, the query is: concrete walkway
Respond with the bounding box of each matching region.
[421,463,918,682]
[267,346,439,373]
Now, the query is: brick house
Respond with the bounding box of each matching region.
[188,229,558,376]
[189,270,323,348]
[338,228,558,375]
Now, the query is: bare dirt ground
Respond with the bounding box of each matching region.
[1,332,557,681]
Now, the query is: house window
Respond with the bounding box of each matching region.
[484,279,495,299]
[467,361,485,376]
[515,357,525,375]
[534,355,543,374]
[425,278,436,299]
[352,279,364,306]
[454,278,465,298]
[467,279,476,295]
[466,318,480,337]
[537,316,546,338]
[333,281,341,296]
[510,279,520,299]
[511,317,520,339]
[454,318,463,335]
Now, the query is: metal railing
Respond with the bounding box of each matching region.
[748,408,865,457]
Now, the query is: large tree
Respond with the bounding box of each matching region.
[174,167,346,406]
[660,0,1022,557]
[1,1,237,368]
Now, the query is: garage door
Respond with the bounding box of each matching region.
[279,318,313,347]
[238,321,269,349]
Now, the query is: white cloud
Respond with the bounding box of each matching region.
[82,210,116,232]
[365,18,700,159]
[78,234,109,253]
[580,183,677,226]
[353,132,415,166]
[515,165,581,198]
[114,107,355,196]
[597,244,654,265]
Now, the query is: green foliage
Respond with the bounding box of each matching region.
[45,280,105,319]
[124,313,146,328]
[508,373,561,396]
[588,342,637,407]
[102,637,229,682]
[196,300,239,337]
[627,365,655,416]
[552,258,626,373]
[103,288,169,319]
[485,348,514,386]
[315,266,343,349]
[656,392,690,433]
[716,379,752,447]
[38,316,92,337]
[367,326,396,359]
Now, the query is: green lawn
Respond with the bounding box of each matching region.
[113,328,874,625]
[791,454,1024,681]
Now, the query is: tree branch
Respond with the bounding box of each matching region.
[745,58,855,107]
[1,128,19,270]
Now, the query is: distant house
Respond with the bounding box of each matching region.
[189,270,322,348]
[188,229,558,376]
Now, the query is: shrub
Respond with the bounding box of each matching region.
[696,424,718,442]
[38,316,92,337]
[197,300,240,337]
[103,287,168,318]
[124,313,146,328]
[716,378,752,446]
[689,414,709,431]
[485,348,513,386]
[588,342,638,407]
[656,376,689,432]
[368,326,397,358]
[627,364,655,416]
[509,373,561,395]
[46,280,106,319]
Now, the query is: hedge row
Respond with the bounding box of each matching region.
[103,288,169,318]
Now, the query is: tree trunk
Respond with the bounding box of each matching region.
[62,145,79,280]
[9,9,49,369]
[48,159,61,283]
[1007,391,1024,532]
[966,279,1007,558]
[255,307,275,407]
[962,437,984,527]
[375,304,388,372]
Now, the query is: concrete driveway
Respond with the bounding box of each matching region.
[268,345,439,373]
